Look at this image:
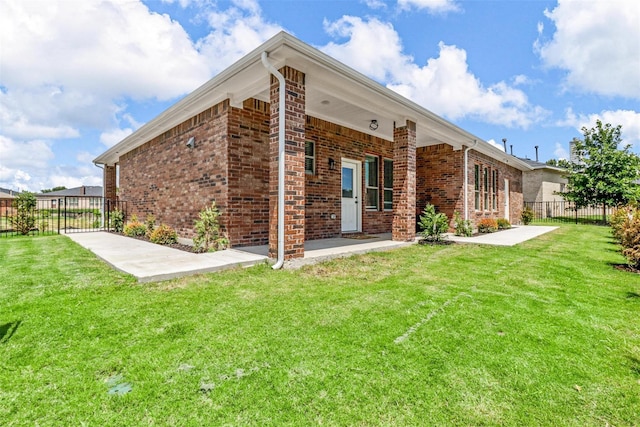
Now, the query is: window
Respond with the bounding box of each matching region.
[365,155,379,210]
[483,167,489,210]
[474,165,480,210]
[305,141,315,174]
[67,197,79,207]
[383,159,393,211]
[492,170,498,210]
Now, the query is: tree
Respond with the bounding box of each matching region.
[40,186,66,193]
[563,120,640,221]
[11,192,37,235]
[545,158,571,169]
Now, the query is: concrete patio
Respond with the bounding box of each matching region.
[64,226,557,283]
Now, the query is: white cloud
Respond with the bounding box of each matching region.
[99,113,142,148]
[362,0,387,9]
[536,0,640,99]
[398,0,461,14]
[196,0,283,74]
[323,17,410,82]
[0,0,283,191]
[559,108,640,149]
[553,142,569,160]
[0,136,56,191]
[322,16,548,128]
[486,139,506,152]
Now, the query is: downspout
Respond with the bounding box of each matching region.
[261,52,286,270]
[463,140,478,221]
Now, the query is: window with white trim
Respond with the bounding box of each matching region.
[483,167,489,210]
[474,165,480,210]
[383,159,393,211]
[492,169,498,210]
[365,155,379,210]
[305,141,315,174]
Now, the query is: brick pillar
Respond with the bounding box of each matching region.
[392,121,417,241]
[269,66,306,259]
[104,164,117,203]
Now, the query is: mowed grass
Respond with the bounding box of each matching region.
[1,226,639,426]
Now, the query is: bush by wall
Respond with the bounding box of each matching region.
[123,218,147,237]
[496,218,511,230]
[477,218,498,233]
[149,224,178,245]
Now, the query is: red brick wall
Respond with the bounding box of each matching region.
[104,165,117,203]
[416,144,524,229]
[119,100,230,237]
[269,67,306,259]
[392,121,417,241]
[305,116,394,239]
[226,99,270,247]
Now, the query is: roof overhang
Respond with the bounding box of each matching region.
[94,31,532,172]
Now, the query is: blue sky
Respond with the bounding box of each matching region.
[1,0,639,192]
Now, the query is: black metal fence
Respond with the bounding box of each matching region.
[0,197,127,237]
[524,201,614,225]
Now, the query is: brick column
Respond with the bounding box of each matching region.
[269,66,306,259]
[392,121,417,241]
[104,164,117,203]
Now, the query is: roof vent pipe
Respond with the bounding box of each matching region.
[464,140,478,221]
[261,52,286,270]
[535,145,539,162]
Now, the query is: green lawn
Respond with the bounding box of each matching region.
[1,225,639,426]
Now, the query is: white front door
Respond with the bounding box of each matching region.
[341,159,361,232]
[504,178,510,220]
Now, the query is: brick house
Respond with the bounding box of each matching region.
[94,32,531,261]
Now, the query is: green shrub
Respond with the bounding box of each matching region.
[150,224,178,245]
[610,206,635,242]
[418,204,449,242]
[521,206,534,225]
[453,211,473,237]
[10,192,37,235]
[611,205,640,267]
[496,218,511,230]
[123,220,147,237]
[477,218,498,233]
[194,202,228,252]
[110,209,124,233]
[145,214,156,237]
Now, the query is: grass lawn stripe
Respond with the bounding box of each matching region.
[0,225,638,426]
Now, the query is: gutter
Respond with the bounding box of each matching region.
[261,52,286,270]
[464,140,478,221]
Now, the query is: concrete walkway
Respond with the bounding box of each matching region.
[446,225,558,246]
[65,232,268,283]
[64,225,557,282]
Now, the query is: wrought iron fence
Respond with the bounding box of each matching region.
[524,201,614,225]
[0,197,128,237]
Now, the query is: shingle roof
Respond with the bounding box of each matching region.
[35,186,103,197]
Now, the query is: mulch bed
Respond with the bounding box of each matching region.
[109,231,205,253]
[613,264,640,274]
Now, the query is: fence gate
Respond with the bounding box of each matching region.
[0,197,129,237]
[59,197,128,234]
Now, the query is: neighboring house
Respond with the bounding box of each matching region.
[0,188,18,216]
[35,186,103,210]
[519,158,567,203]
[94,32,532,261]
